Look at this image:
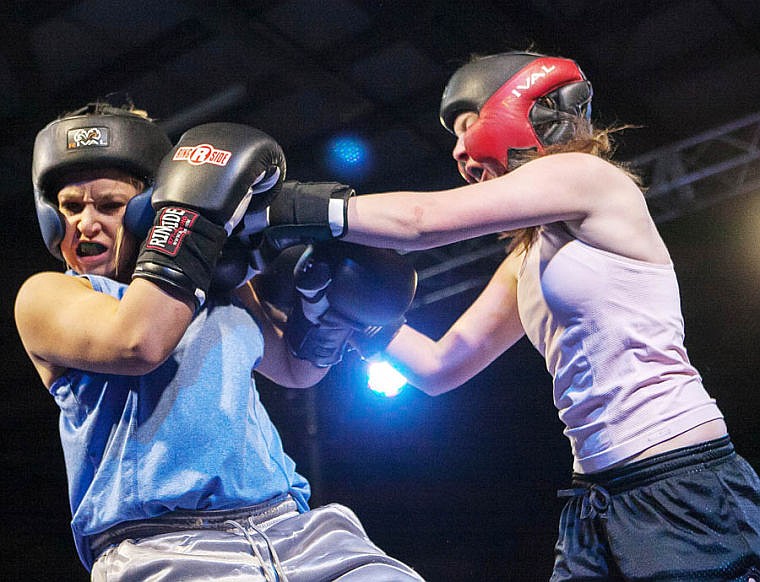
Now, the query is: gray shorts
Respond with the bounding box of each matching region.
[91,499,425,581]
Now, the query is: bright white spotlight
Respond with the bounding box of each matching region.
[367,361,407,398]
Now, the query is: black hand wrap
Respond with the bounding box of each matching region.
[133,206,227,309]
[265,180,354,251]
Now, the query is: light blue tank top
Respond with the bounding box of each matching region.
[51,273,310,569]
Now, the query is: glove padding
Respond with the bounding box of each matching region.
[152,123,285,227]
[250,243,308,310]
[209,208,281,294]
[264,180,354,251]
[285,241,417,367]
[210,236,259,294]
[134,123,285,308]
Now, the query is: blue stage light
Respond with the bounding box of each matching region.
[325,135,372,179]
[367,361,407,398]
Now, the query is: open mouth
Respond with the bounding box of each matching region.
[459,161,483,183]
[76,242,108,257]
[467,166,484,182]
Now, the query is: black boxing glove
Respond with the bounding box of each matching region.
[264,180,355,251]
[251,243,308,312]
[133,123,285,309]
[285,241,417,367]
[285,245,350,367]
[212,178,346,293]
[210,205,281,295]
[209,236,259,295]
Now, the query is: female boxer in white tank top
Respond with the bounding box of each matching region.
[317,51,760,580]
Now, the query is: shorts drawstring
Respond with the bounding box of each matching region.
[581,484,610,520]
[224,517,289,582]
[249,516,288,581]
[558,484,611,520]
[557,484,611,547]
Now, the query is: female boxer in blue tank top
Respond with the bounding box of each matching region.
[14,103,425,581]
[270,52,760,581]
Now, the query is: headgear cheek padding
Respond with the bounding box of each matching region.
[32,104,173,260]
[122,186,156,241]
[33,186,156,261]
[440,53,592,171]
[464,57,587,169]
[35,194,66,260]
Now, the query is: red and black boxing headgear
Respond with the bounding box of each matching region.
[32,102,173,260]
[439,51,593,171]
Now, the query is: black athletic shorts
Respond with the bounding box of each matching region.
[551,436,760,581]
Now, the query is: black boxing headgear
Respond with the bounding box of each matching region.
[439,52,593,171]
[32,103,173,260]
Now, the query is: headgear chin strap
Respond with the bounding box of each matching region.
[439,52,593,171]
[32,103,173,260]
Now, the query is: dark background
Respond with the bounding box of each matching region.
[2,1,759,580]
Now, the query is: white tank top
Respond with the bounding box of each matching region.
[516,224,723,473]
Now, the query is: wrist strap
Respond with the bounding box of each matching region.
[133,206,227,310]
[350,317,406,359]
[328,198,347,237]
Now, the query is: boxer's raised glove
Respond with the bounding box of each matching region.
[264,180,354,251]
[133,123,285,309]
[285,241,417,367]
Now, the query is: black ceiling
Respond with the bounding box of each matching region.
[2,1,760,580]
[3,0,760,200]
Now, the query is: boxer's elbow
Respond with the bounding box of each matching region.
[111,325,179,375]
[116,343,170,375]
[110,287,194,375]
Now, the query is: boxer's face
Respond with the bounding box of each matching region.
[57,169,142,279]
[452,111,504,183]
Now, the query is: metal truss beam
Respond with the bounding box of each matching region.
[408,111,760,310]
